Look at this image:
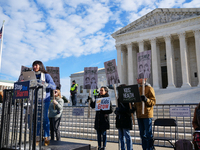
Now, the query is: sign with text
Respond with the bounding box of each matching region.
[72,108,84,116]
[13,81,30,99]
[117,84,141,103]
[18,65,29,81]
[137,50,151,79]
[170,107,191,117]
[46,66,60,89]
[104,59,120,85]
[83,67,98,89]
[95,97,111,111]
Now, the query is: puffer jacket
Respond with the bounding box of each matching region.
[134,83,156,118]
[90,93,113,131]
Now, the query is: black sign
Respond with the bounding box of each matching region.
[117,84,141,103]
[13,81,30,99]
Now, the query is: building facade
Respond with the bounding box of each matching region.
[0,80,14,91]
[112,8,200,89]
[70,68,116,105]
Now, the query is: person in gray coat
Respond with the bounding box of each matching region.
[49,89,64,141]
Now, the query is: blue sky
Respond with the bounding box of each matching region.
[0,0,199,98]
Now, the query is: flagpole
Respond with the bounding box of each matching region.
[0,20,5,71]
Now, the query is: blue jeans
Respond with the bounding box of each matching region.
[97,130,107,148]
[137,118,153,150]
[118,128,133,150]
[37,101,50,137]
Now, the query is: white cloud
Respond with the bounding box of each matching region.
[60,77,70,99]
[182,0,200,8]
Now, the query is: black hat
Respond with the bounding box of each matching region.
[72,80,76,83]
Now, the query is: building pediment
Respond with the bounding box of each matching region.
[112,8,200,37]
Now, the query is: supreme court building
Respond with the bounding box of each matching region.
[112,8,200,89]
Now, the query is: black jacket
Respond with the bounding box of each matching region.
[90,93,113,131]
[115,101,133,130]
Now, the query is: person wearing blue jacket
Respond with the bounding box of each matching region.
[32,60,56,146]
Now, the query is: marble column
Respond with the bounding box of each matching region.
[194,30,200,87]
[150,38,160,89]
[116,45,122,84]
[164,35,175,88]
[132,45,137,84]
[127,43,134,85]
[178,32,191,88]
[138,40,144,52]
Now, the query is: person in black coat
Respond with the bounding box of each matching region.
[89,86,113,150]
[115,84,135,150]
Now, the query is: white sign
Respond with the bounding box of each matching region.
[170,107,191,117]
[72,108,84,116]
[95,97,111,111]
[83,67,98,89]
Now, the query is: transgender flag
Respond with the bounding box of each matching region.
[0,26,3,39]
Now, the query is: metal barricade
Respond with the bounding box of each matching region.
[0,85,44,150]
[58,103,197,148]
[0,101,198,148]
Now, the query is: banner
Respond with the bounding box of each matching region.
[83,67,98,89]
[104,59,120,85]
[137,50,151,79]
[72,108,84,116]
[46,66,60,89]
[117,84,141,103]
[170,107,191,117]
[13,81,30,99]
[95,97,110,111]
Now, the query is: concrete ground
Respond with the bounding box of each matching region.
[61,137,173,150]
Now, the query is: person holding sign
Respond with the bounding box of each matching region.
[49,88,64,141]
[32,60,56,146]
[115,84,135,150]
[134,78,156,150]
[88,86,113,150]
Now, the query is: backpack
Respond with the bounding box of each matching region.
[175,139,193,150]
[193,132,200,150]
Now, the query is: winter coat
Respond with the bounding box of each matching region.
[192,105,200,130]
[90,93,113,131]
[115,101,133,130]
[134,83,156,118]
[49,97,64,118]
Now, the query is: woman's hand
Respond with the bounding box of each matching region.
[53,100,58,105]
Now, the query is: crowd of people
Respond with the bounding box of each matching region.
[2,59,199,150]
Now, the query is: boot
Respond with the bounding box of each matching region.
[36,136,40,146]
[44,137,50,146]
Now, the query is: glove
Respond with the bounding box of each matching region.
[195,127,200,130]
[129,107,136,113]
[114,107,120,115]
[87,96,92,102]
[141,95,147,102]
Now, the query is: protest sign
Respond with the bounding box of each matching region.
[170,107,191,117]
[18,65,30,81]
[137,50,151,79]
[83,67,98,89]
[72,108,84,116]
[104,59,120,85]
[13,81,30,99]
[46,66,60,89]
[95,97,111,111]
[117,84,141,103]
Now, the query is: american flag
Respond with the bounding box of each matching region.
[0,26,3,39]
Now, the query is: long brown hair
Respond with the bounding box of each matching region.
[32,60,48,73]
